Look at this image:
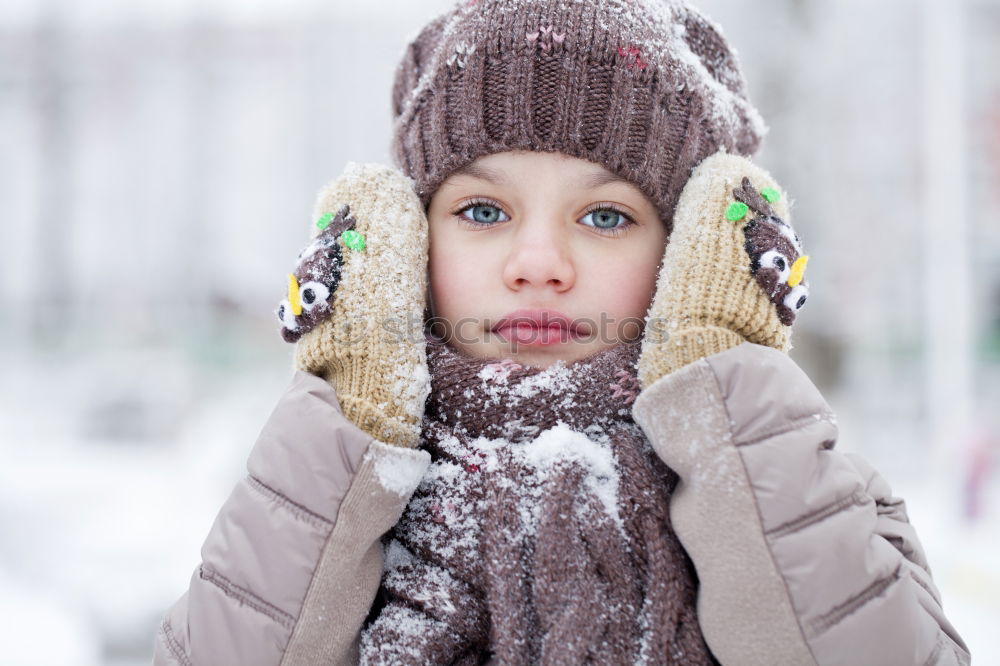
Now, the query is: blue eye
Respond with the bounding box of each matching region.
[582,209,626,229]
[460,203,509,225]
[453,199,634,235]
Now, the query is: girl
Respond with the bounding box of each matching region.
[154,0,970,664]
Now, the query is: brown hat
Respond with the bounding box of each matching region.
[389,0,766,229]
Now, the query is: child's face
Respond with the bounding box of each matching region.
[426,150,667,368]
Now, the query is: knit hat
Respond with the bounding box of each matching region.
[390,0,765,228]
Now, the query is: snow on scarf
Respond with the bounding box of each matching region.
[359,334,716,665]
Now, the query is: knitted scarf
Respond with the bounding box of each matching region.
[359,335,716,665]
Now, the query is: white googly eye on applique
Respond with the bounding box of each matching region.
[783,283,809,311]
[759,249,791,283]
[276,299,299,330]
[298,281,330,311]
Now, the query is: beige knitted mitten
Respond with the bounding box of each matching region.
[276,163,430,448]
[638,150,809,389]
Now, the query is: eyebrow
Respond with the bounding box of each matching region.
[450,163,508,185]
[450,163,631,189]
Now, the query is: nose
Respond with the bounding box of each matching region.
[501,219,576,293]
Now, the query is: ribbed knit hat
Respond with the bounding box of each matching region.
[390,0,766,228]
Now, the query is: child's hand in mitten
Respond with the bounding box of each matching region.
[276,163,430,448]
[638,151,809,389]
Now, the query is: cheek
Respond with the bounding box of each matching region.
[593,246,663,321]
[428,255,459,317]
[428,229,481,321]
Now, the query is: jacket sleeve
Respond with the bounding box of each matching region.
[632,342,971,666]
[153,370,431,666]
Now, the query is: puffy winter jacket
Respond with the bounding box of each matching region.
[153,342,971,665]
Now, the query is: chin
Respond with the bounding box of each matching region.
[443,334,612,368]
[506,341,607,368]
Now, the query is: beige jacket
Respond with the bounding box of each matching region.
[153,342,970,665]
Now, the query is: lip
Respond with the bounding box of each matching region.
[491,308,582,347]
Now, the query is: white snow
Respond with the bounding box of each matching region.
[520,423,627,539]
[383,539,459,614]
[372,441,431,496]
[401,420,630,575]
[359,605,446,665]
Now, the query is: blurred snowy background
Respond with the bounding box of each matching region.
[1,0,998,663]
